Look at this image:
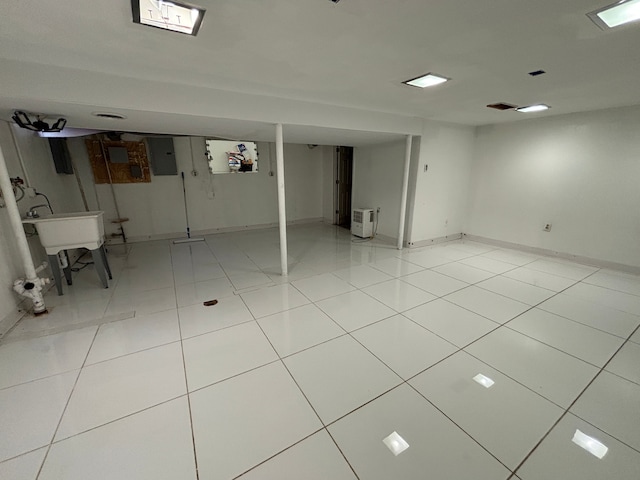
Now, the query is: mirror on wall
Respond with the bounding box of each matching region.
[205,139,258,174]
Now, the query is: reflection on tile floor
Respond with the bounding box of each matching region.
[1,223,639,479]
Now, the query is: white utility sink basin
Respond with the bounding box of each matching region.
[23,211,105,255]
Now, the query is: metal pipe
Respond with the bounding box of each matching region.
[0,140,46,313]
[275,124,288,276]
[397,135,413,250]
[8,123,33,187]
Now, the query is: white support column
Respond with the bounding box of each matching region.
[0,140,46,313]
[397,135,413,250]
[275,123,288,276]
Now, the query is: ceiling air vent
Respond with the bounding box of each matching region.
[486,103,517,111]
[528,70,546,76]
[92,112,127,120]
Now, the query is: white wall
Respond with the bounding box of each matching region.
[353,140,407,240]
[0,122,85,324]
[407,121,475,245]
[467,106,640,267]
[69,137,327,241]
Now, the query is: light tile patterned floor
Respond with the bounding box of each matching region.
[1,223,639,479]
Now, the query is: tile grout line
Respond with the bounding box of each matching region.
[6,232,639,477]
[509,320,640,478]
[34,325,101,480]
[171,242,203,480]
[337,307,518,472]
[240,278,364,479]
[452,271,607,411]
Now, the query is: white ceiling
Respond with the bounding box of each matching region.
[1,0,639,144]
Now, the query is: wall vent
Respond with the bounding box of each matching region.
[486,103,517,111]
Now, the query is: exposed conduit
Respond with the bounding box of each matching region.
[0,140,47,314]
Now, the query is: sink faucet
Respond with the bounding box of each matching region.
[26,204,52,218]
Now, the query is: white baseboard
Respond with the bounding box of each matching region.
[407,233,463,249]
[464,234,640,275]
[0,302,28,340]
[107,218,326,244]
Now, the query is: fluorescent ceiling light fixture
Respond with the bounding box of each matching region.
[403,73,449,88]
[572,429,609,459]
[132,0,205,36]
[473,374,495,388]
[383,431,410,456]
[516,104,550,113]
[588,0,640,29]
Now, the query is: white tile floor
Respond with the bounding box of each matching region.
[1,223,639,479]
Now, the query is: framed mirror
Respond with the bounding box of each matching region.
[205,139,258,174]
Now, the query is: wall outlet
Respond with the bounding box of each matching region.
[207,191,215,199]
[26,187,37,198]
[543,223,552,232]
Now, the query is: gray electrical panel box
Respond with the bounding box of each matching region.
[148,137,178,176]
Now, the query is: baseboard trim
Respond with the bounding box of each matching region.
[107,218,326,244]
[0,303,28,340]
[464,234,640,275]
[407,233,463,249]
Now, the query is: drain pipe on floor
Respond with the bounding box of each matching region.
[0,140,48,314]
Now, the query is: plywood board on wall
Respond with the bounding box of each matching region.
[85,138,151,184]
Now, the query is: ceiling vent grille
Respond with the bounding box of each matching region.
[486,103,517,111]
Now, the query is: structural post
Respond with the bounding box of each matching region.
[397,135,413,250]
[275,123,288,276]
[0,140,46,312]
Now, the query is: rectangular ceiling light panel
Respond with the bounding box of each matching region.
[403,73,449,88]
[516,104,550,113]
[132,0,205,35]
[588,0,640,29]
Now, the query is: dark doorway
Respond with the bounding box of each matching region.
[335,146,353,228]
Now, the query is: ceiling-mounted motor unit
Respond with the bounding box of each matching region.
[352,208,374,238]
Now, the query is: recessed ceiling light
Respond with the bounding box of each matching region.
[403,73,450,88]
[572,429,609,459]
[473,374,495,388]
[92,112,127,120]
[382,431,410,456]
[588,0,640,29]
[516,104,550,113]
[132,0,206,36]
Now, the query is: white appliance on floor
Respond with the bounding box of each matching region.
[351,208,374,238]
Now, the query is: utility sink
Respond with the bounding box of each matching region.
[23,211,105,255]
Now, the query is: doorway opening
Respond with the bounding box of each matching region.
[334,146,353,229]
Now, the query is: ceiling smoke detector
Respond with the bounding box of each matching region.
[12,111,67,133]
